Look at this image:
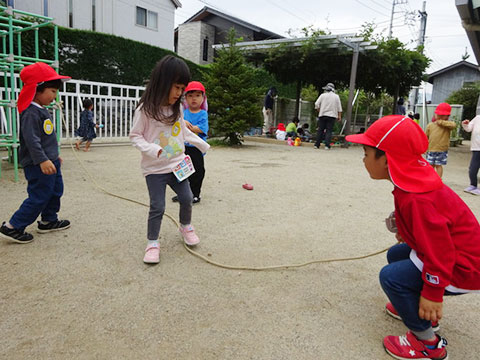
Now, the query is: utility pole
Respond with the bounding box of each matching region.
[417,1,427,49]
[389,0,409,39]
[413,1,427,111]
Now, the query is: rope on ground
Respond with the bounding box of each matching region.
[57,102,392,271]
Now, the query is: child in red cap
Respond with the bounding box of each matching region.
[425,103,457,178]
[171,80,209,204]
[346,115,480,360]
[275,123,286,140]
[0,62,71,243]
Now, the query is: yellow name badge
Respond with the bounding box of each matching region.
[171,121,181,137]
[43,119,54,135]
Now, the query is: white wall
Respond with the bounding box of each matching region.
[9,0,176,50]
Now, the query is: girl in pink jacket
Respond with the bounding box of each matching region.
[129,56,210,264]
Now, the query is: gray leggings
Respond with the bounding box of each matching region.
[145,173,193,240]
[469,151,480,187]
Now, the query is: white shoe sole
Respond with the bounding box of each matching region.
[0,231,34,244]
[37,224,71,233]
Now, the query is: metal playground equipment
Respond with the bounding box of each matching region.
[0,5,59,182]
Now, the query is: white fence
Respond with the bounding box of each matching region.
[1,75,145,141]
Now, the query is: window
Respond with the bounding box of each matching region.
[202,38,209,61]
[43,0,48,16]
[92,0,96,30]
[136,7,146,27]
[68,0,73,27]
[147,10,157,30]
[7,0,14,7]
[136,6,158,30]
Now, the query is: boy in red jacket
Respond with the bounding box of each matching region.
[346,115,480,360]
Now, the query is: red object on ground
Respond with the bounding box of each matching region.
[242,183,254,190]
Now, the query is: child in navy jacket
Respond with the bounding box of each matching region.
[0,62,71,243]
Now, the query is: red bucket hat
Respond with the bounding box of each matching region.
[17,62,70,113]
[346,115,442,193]
[434,102,451,116]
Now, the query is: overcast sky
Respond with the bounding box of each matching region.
[174,0,473,74]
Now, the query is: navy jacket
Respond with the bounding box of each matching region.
[19,103,59,167]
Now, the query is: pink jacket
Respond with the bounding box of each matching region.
[129,105,210,176]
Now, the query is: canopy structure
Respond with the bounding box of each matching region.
[213,34,377,135]
[0,5,60,182]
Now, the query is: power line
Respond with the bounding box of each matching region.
[365,0,391,12]
[275,0,314,23]
[355,0,390,17]
[265,0,311,24]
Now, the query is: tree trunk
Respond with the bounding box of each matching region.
[392,85,400,114]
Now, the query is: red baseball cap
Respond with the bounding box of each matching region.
[17,62,70,113]
[185,81,205,93]
[434,102,451,116]
[346,115,443,193]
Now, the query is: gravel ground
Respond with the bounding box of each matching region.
[1,138,479,360]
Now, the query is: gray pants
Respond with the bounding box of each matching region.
[145,173,193,240]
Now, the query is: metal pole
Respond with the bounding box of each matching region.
[413,1,427,111]
[388,0,395,39]
[8,10,18,181]
[345,45,359,136]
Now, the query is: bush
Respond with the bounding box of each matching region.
[19,25,207,86]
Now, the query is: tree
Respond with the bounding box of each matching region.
[203,29,262,145]
[446,83,480,121]
[256,23,429,114]
[356,39,430,112]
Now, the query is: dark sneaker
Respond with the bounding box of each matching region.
[0,222,34,243]
[37,219,71,233]
[171,195,179,202]
[193,196,201,204]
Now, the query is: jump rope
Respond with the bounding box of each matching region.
[57,102,394,271]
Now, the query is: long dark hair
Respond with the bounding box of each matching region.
[138,55,191,124]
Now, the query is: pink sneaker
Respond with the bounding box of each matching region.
[386,302,439,332]
[143,244,160,264]
[383,331,448,360]
[179,225,200,246]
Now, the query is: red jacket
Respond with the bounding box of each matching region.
[394,185,480,302]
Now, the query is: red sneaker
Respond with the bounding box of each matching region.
[383,331,448,360]
[386,302,440,332]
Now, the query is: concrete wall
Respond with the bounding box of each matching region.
[177,22,215,65]
[431,66,480,103]
[10,0,176,50]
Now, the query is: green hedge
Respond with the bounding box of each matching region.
[19,25,207,86]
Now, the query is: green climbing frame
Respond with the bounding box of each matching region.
[0,5,60,182]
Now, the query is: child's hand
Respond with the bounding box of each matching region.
[419,296,443,323]
[40,160,57,175]
[185,121,194,131]
[395,233,404,243]
[462,119,470,125]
